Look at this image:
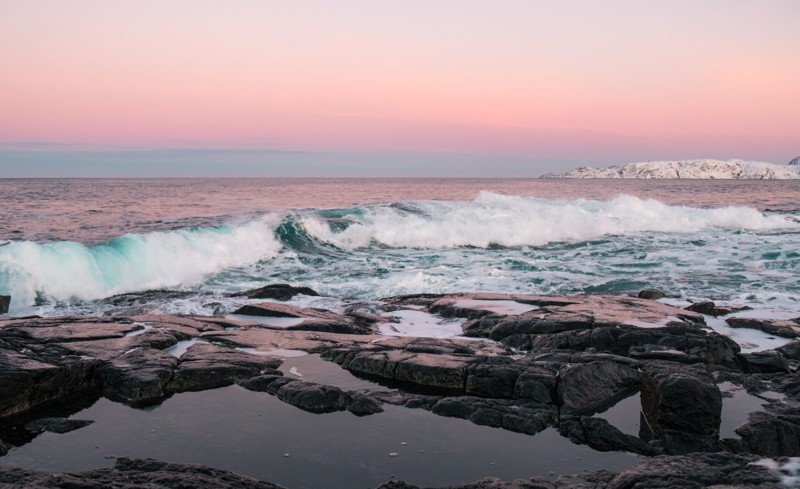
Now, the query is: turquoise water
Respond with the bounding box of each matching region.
[0,178,798,316]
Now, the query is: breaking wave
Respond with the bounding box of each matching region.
[0,217,282,308]
[297,192,798,249]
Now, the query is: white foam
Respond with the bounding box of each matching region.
[0,217,282,310]
[299,192,797,250]
[379,309,465,338]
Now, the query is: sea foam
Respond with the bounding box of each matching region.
[0,217,281,309]
[299,192,797,249]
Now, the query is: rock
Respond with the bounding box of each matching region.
[556,360,640,414]
[229,284,319,301]
[168,343,283,393]
[99,347,178,405]
[558,416,656,455]
[640,361,722,454]
[638,289,664,300]
[23,417,93,434]
[685,301,751,317]
[606,452,781,489]
[233,302,374,334]
[0,457,286,488]
[727,317,800,339]
[327,339,478,393]
[790,156,800,166]
[0,345,101,418]
[0,295,9,314]
[0,439,10,456]
[240,375,382,416]
[431,397,553,435]
[736,399,800,456]
[778,341,800,360]
[739,351,791,374]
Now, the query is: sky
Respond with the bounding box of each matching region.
[1,0,799,177]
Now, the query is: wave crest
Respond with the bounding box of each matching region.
[299,192,797,249]
[0,217,282,308]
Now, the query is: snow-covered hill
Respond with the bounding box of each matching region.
[542,159,800,179]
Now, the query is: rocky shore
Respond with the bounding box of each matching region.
[2,287,799,488]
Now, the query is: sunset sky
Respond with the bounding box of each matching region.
[1,0,799,176]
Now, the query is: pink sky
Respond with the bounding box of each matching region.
[1,0,799,169]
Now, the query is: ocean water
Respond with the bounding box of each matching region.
[0,178,798,317]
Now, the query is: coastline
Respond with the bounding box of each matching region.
[2,288,799,488]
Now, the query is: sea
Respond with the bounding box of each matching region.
[2,177,800,488]
[1,178,798,318]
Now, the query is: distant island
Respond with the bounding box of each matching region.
[542,158,800,179]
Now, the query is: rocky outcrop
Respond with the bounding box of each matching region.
[2,292,800,488]
[605,452,781,489]
[239,374,382,416]
[168,342,282,393]
[640,361,722,454]
[0,457,286,489]
[456,294,738,365]
[735,399,800,456]
[0,295,9,314]
[686,300,750,317]
[229,284,319,300]
[541,159,800,179]
[727,317,800,339]
[790,156,800,166]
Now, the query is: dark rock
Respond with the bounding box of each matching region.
[739,351,791,374]
[736,399,800,456]
[0,456,286,488]
[686,301,717,315]
[168,343,283,393]
[727,317,800,339]
[512,364,558,404]
[558,416,656,455]
[640,361,722,454]
[241,374,382,416]
[0,346,101,418]
[431,396,553,435]
[606,452,781,489]
[0,439,10,456]
[686,301,751,317]
[778,341,800,360]
[638,289,665,300]
[790,156,800,166]
[23,417,93,434]
[99,347,177,405]
[557,361,640,414]
[0,295,9,314]
[229,284,319,301]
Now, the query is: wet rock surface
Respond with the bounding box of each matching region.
[229,283,319,301]
[1,292,798,488]
[0,457,286,489]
